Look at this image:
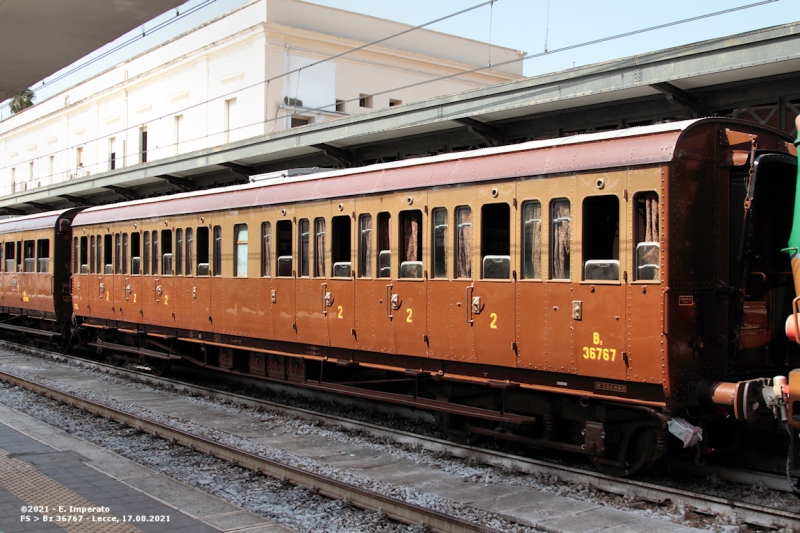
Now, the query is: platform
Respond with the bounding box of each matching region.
[0,403,293,533]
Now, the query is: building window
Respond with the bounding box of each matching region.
[213,225,221,276]
[139,127,147,163]
[377,212,391,278]
[224,98,237,143]
[455,206,472,279]
[331,216,351,277]
[276,220,292,277]
[634,191,660,281]
[175,229,183,276]
[143,232,150,275]
[76,147,83,169]
[522,201,542,279]
[261,222,271,277]
[234,224,248,277]
[299,218,310,277]
[335,100,345,112]
[314,218,325,277]
[358,214,372,278]
[291,117,309,128]
[432,208,447,278]
[389,99,402,107]
[550,199,571,280]
[109,137,116,170]
[359,94,373,108]
[399,210,422,278]
[173,115,183,155]
[583,195,619,281]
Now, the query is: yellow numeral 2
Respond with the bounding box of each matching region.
[133,293,137,303]
[164,295,168,305]
[406,308,413,323]
[338,305,343,319]
[490,312,498,329]
[105,291,109,301]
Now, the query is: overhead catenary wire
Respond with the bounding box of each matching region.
[0,0,779,181]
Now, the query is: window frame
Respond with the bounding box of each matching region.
[234,224,248,278]
[521,200,543,281]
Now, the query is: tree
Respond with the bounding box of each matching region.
[9,88,35,114]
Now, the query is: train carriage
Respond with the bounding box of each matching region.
[0,209,79,343]
[63,118,799,473]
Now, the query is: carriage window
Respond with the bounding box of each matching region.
[213,225,221,276]
[314,218,326,277]
[378,212,391,278]
[332,215,351,277]
[16,241,21,272]
[359,214,372,278]
[432,208,447,278]
[481,203,510,279]
[162,229,173,275]
[185,228,193,276]
[122,233,128,275]
[583,195,619,281]
[234,224,248,277]
[143,232,150,275]
[12,241,20,273]
[175,229,183,276]
[400,210,422,278]
[299,219,310,277]
[276,220,292,277]
[522,201,542,279]
[96,235,103,274]
[197,226,209,276]
[37,239,49,273]
[151,230,159,275]
[550,199,571,280]
[90,236,95,274]
[79,237,88,274]
[634,191,660,281]
[455,206,472,279]
[114,234,121,274]
[261,222,271,277]
[131,232,141,274]
[23,240,35,272]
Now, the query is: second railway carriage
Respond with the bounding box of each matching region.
[68,118,799,474]
[0,209,79,343]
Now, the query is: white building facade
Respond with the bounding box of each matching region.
[0,0,524,197]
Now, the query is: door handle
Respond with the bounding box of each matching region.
[385,284,393,318]
[466,285,474,323]
[320,283,328,315]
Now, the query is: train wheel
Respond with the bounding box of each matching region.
[147,359,171,377]
[436,412,481,445]
[591,427,654,477]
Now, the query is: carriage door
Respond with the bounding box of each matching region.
[192,223,213,329]
[354,197,395,354]
[93,233,115,320]
[427,187,476,363]
[124,231,143,324]
[327,201,356,350]
[272,208,297,342]
[153,226,175,326]
[295,203,329,347]
[473,184,517,370]
[626,169,667,382]
[574,171,628,381]
[393,191,428,358]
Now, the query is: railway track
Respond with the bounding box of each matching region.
[2,342,800,531]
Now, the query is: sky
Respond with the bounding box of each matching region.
[1,0,798,119]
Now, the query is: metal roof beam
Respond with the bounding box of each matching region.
[311,143,360,167]
[651,82,704,118]
[104,185,139,201]
[0,206,26,215]
[25,201,52,212]
[59,194,91,206]
[218,162,257,178]
[154,174,195,192]
[453,117,505,147]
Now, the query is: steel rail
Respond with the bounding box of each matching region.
[0,368,503,533]
[3,343,800,530]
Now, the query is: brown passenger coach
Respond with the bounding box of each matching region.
[7,118,798,475]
